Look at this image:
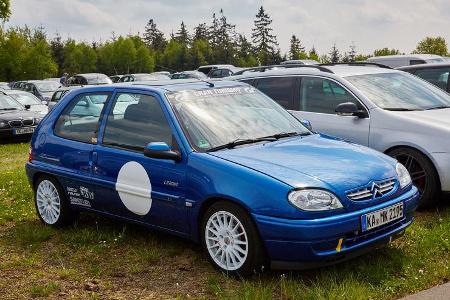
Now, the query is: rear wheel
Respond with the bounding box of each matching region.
[34,176,75,226]
[201,201,267,276]
[388,148,440,209]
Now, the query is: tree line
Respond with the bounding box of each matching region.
[0,5,448,82]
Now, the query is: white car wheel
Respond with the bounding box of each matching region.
[36,179,61,224]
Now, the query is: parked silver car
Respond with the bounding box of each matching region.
[232,64,450,208]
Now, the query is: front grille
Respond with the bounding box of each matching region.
[8,120,22,128]
[347,179,396,201]
[22,119,34,126]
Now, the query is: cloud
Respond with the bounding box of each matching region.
[7,0,450,55]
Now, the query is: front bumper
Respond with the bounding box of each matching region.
[0,127,36,141]
[253,186,419,270]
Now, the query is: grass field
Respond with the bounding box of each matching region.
[0,142,449,299]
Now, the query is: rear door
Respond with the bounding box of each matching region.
[92,90,188,234]
[292,76,370,146]
[44,91,110,210]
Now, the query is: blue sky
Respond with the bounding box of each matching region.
[7,0,450,55]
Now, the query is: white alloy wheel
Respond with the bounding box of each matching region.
[36,179,61,224]
[205,210,248,271]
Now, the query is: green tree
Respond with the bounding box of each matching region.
[143,19,166,51]
[193,23,208,41]
[22,28,57,79]
[0,0,11,22]
[413,36,448,56]
[50,33,64,75]
[251,6,278,65]
[289,35,306,60]
[135,45,154,72]
[235,34,257,67]
[308,46,319,61]
[329,44,340,63]
[190,39,212,68]
[374,47,400,56]
[175,21,190,46]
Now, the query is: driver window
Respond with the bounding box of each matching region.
[300,77,363,114]
[102,93,173,151]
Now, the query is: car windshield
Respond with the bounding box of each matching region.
[0,95,23,110]
[346,72,450,110]
[34,81,61,92]
[166,86,310,151]
[9,93,41,105]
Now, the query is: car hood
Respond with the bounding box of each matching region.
[0,109,41,121]
[29,105,48,115]
[209,134,397,192]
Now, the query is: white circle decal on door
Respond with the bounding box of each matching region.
[115,161,152,216]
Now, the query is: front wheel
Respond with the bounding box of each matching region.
[388,148,440,209]
[201,201,267,276]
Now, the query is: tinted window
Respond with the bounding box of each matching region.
[209,70,222,78]
[256,77,295,109]
[102,93,173,151]
[300,77,361,114]
[54,93,109,143]
[414,68,449,91]
[410,59,426,65]
[52,91,62,102]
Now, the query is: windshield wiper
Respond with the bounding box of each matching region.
[207,137,277,152]
[384,108,423,111]
[425,105,450,110]
[264,131,311,139]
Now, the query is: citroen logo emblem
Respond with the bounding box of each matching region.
[370,182,383,199]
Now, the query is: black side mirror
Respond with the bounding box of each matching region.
[335,102,367,118]
[143,142,181,162]
[24,104,31,110]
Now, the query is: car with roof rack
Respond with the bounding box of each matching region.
[231,62,450,208]
[398,63,450,93]
[67,73,112,86]
[281,59,319,65]
[119,73,170,82]
[366,54,446,68]
[26,80,418,275]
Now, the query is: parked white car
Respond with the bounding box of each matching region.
[232,64,450,208]
[366,54,445,68]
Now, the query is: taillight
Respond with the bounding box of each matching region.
[28,146,33,162]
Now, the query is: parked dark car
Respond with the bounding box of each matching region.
[3,90,48,115]
[398,63,450,93]
[208,66,243,78]
[0,92,43,141]
[22,80,61,102]
[11,81,28,90]
[109,75,123,83]
[171,71,207,80]
[119,73,170,82]
[67,73,112,86]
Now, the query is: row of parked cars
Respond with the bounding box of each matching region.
[20,54,450,275]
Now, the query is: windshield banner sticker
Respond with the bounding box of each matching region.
[167,86,256,101]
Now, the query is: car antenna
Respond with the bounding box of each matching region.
[199,79,215,87]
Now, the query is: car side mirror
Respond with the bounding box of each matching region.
[300,119,313,131]
[335,102,367,118]
[24,104,31,110]
[143,142,181,162]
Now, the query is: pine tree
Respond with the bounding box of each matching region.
[215,9,236,63]
[208,13,220,46]
[329,44,340,63]
[193,23,208,41]
[309,46,319,61]
[50,33,64,75]
[251,6,278,65]
[289,35,305,60]
[348,43,356,62]
[143,19,167,51]
[175,21,190,46]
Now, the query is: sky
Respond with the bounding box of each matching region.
[6,0,450,55]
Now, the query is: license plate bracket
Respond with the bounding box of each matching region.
[361,202,404,232]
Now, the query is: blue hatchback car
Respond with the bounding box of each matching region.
[26,80,419,275]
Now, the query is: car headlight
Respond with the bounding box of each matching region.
[34,118,42,124]
[396,163,412,189]
[288,189,343,211]
[0,121,8,128]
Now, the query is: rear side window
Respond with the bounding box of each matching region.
[256,77,295,109]
[52,91,62,102]
[102,93,173,151]
[414,68,450,91]
[209,70,223,78]
[410,59,426,65]
[54,93,109,143]
[300,77,361,114]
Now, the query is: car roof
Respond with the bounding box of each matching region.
[75,73,109,78]
[368,54,443,60]
[3,89,31,95]
[397,62,450,70]
[231,65,400,80]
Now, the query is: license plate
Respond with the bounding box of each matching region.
[14,127,35,135]
[361,202,404,232]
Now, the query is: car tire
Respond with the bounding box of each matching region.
[201,201,267,277]
[34,175,75,227]
[388,148,440,209]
